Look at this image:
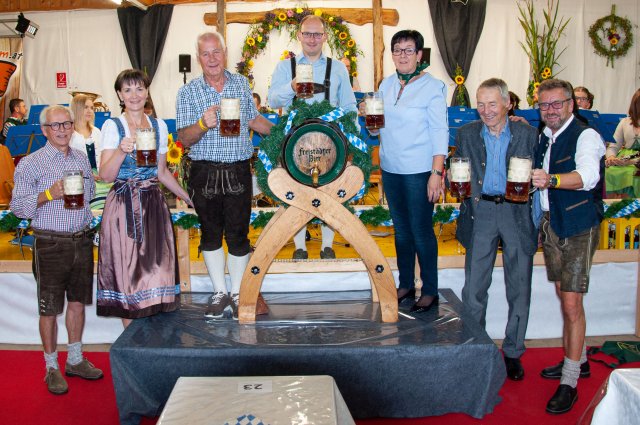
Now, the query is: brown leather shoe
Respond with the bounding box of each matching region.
[65,358,104,380]
[45,368,68,395]
[256,293,269,315]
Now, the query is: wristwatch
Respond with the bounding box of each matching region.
[549,174,559,189]
[431,169,443,176]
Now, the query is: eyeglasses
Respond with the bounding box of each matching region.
[301,32,324,40]
[392,48,417,56]
[538,98,572,111]
[43,121,73,131]
[575,96,588,102]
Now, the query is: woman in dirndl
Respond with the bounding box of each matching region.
[97,69,192,327]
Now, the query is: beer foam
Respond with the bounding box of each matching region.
[365,98,384,115]
[450,162,471,182]
[220,98,240,120]
[296,64,313,83]
[64,175,84,195]
[507,157,532,182]
[136,129,156,150]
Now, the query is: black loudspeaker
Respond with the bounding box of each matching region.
[179,54,191,73]
[420,48,431,66]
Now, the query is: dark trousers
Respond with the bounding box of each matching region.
[382,170,438,296]
[188,160,252,256]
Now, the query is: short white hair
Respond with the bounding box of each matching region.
[197,31,226,52]
[40,105,74,126]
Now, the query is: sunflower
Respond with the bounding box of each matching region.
[314,9,323,16]
[533,82,541,89]
[278,12,287,21]
[248,59,254,68]
[454,75,465,85]
[167,144,182,165]
[542,67,551,75]
[246,37,255,46]
[347,39,355,48]
[344,51,350,57]
[610,37,619,46]
[296,7,303,13]
[351,71,358,78]
[339,32,348,40]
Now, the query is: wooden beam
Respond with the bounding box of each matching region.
[217,0,226,41]
[372,0,384,89]
[204,8,399,27]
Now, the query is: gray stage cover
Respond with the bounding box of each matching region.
[111,289,506,425]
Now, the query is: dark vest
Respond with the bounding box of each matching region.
[534,118,604,239]
[290,57,332,101]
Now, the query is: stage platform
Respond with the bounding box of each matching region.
[111,289,506,425]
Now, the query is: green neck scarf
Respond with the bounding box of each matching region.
[396,62,428,85]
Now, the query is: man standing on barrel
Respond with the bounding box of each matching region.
[268,14,357,260]
[176,32,273,319]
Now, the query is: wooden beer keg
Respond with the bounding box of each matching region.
[281,118,349,187]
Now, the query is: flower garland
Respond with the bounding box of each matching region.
[236,7,362,87]
[588,5,634,68]
[517,0,570,106]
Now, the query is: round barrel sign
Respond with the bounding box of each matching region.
[282,119,349,187]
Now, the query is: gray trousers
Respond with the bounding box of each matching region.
[461,200,534,358]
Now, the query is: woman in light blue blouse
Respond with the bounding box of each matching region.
[371,30,449,312]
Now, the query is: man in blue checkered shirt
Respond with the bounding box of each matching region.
[11,105,103,394]
[177,31,273,319]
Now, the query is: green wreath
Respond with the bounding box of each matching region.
[236,7,363,87]
[588,6,634,68]
[255,100,371,204]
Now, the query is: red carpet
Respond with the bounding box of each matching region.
[0,347,636,425]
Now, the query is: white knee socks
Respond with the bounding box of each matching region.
[202,248,227,293]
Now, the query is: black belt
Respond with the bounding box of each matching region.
[481,194,508,204]
[34,228,95,241]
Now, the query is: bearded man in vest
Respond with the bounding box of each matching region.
[531,79,605,415]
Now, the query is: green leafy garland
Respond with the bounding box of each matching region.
[0,212,23,232]
[254,99,371,204]
[604,199,640,219]
[588,5,634,68]
[236,6,363,88]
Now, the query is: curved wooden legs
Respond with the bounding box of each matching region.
[238,166,398,323]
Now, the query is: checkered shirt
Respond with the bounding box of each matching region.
[10,142,95,232]
[176,70,258,163]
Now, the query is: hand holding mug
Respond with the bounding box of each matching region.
[119,137,135,154]
[47,180,64,200]
[201,105,219,129]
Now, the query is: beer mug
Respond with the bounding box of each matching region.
[505,156,532,203]
[364,92,385,130]
[135,128,157,167]
[295,64,314,99]
[449,157,471,198]
[63,170,84,210]
[220,98,241,137]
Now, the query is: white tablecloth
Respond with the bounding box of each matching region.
[158,375,355,425]
[591,369,640,425]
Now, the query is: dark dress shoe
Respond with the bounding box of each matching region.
[546,384,578,414]
[504,356,524,381]
[410,295,439,313]
[397,288,416,304]
[541,360,590,379]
